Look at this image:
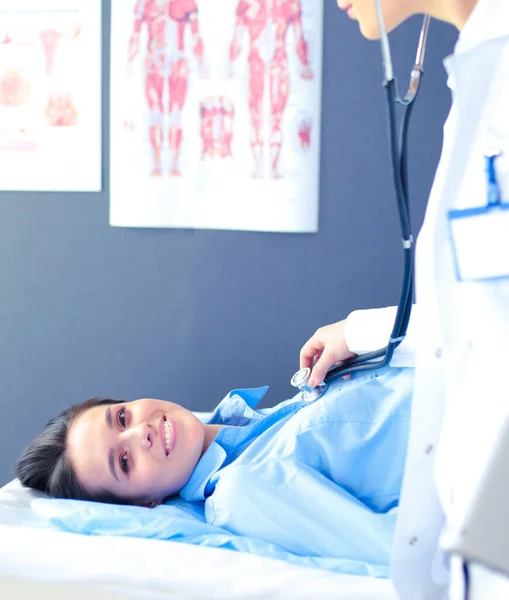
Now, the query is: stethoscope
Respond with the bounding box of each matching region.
[291,5,431,401]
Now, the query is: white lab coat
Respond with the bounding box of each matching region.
[344,1,509,598]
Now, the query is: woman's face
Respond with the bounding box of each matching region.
[337,0,416,40]
[67,399,205,504]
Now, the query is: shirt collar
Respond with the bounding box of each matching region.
[455,0,509,56]
[179,441,226,502]
[207,386,269,425]
[179,386,269,502]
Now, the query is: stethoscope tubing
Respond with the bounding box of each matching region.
[324,14,431,383]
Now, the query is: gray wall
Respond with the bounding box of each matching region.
[0,2,456,485]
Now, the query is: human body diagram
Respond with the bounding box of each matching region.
[125,0,315,180]
[228,0,313,179]
[127,0,207,177]
[0,19,81,128]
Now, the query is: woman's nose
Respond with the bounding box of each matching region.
[125,422,153,449]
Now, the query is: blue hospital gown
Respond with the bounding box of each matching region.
[180,366,413,573]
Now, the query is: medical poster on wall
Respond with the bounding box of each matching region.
[0,0,102,192]
[110,0,323,233]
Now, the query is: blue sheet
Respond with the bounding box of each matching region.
[32,495,387,576]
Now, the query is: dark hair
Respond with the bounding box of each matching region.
[15,398,129,504]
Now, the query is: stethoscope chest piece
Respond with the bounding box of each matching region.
[290,367,328,402]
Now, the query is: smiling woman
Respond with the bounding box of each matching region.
[66,398,218,505]
[15,366,415,575]
[16,397,221,506]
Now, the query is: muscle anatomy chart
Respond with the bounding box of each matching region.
[110,0,323,233]
[0,0,101,191]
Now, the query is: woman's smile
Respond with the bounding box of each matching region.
[161,416,176,456]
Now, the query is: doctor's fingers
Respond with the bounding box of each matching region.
[309,346,339,387]
[299,335,326,370]
[300,321,348,367]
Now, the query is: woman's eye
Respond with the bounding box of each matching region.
[120,452,129,475]
[117,407,126,428]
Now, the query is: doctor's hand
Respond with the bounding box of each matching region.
[299,320,357,387]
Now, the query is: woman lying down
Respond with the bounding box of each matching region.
[16,365,413,576]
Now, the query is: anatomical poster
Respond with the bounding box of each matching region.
[0,0,102,192]
[110,0,323,233]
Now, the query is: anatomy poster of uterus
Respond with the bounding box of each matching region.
[110,0,323,233]
[0,0,102,192]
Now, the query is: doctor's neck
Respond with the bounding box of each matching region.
[420,0,478,30]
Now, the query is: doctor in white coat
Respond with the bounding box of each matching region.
[300,0,509,598]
